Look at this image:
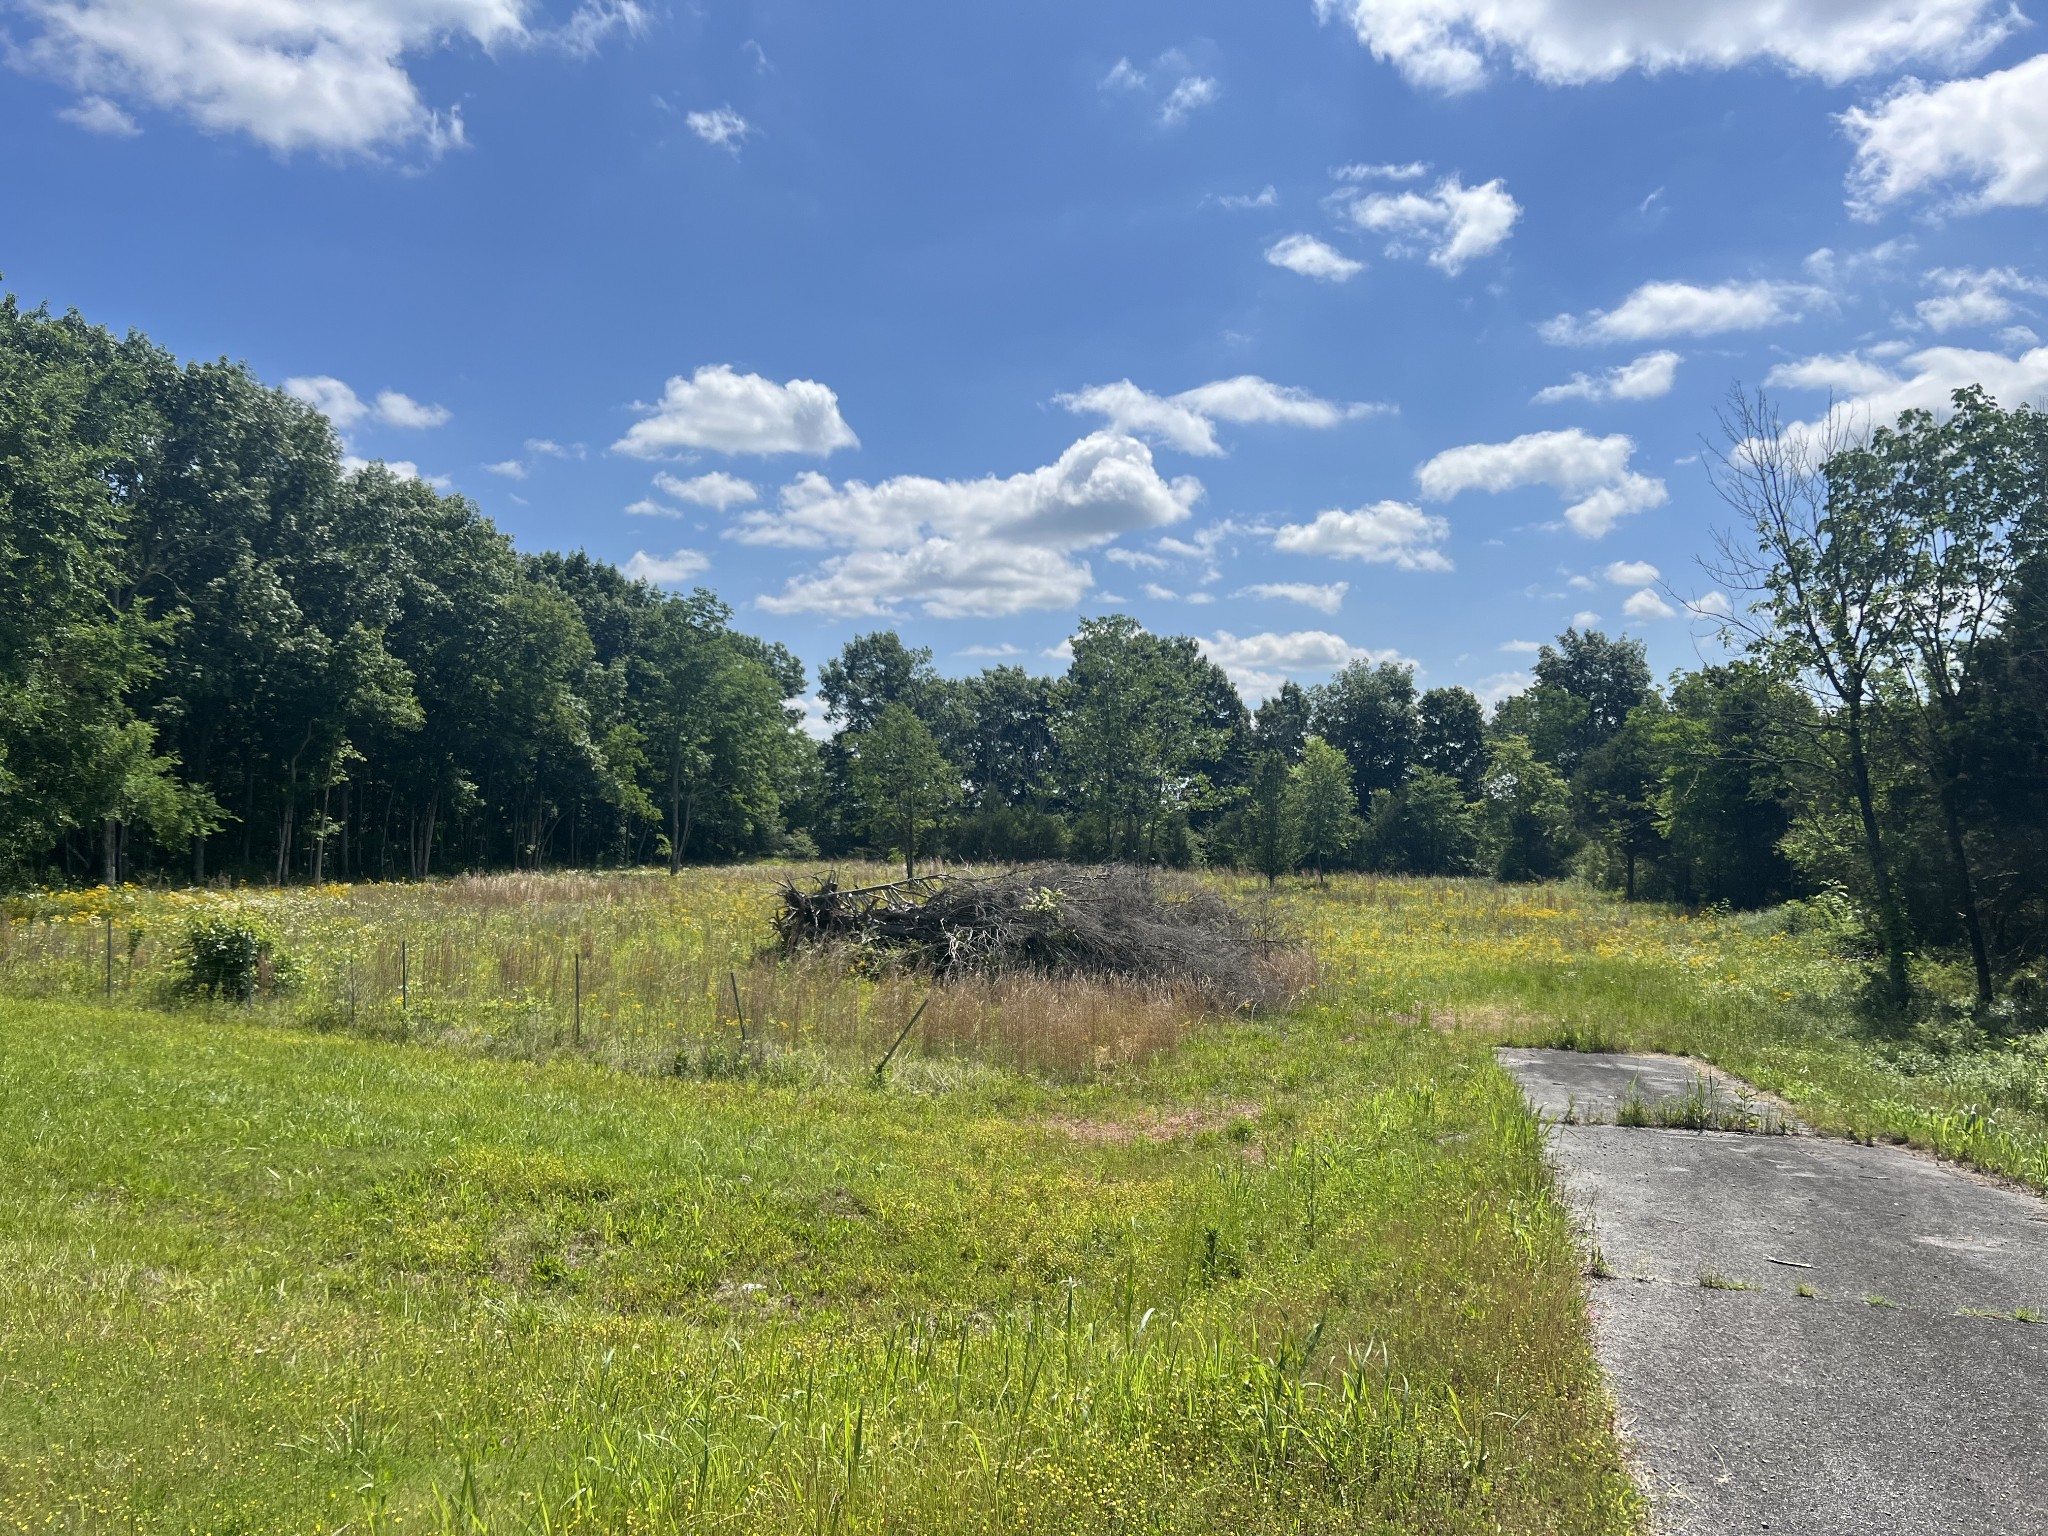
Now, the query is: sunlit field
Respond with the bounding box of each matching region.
[3,866,2045,1532]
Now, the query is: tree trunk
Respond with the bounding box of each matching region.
[102,817,118,887]
[1844,707,1911,1007]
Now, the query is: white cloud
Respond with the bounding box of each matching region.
[1474,670,1533,707]
[526,438,580,458]
[483,459,527,479]
[1214,185,1278,209]
[653,470,759,510]
[1312,0,2013,94]
[1844,52,2048,215]
[374,389,449,428]
[614,365,859,459]
[284,375,367,428]
[1760,352,1902,394]
[1768,341,2048,443]
[959,643,1025,658]
[56,94,137,134]
[1914,267,2048,332]
[1142,582,1180,600]
[1541,280,1824,344]
[1417,428,1667,537]
[686,106,752,152]
[1534,350,1681,404]
[1159,74,1219,124]
[623,548,711,586]
[1334,160,1428,181]
[1339,174,1520,274]
[1198,629,1406,700]
[1235,581,1350,614]
[1270,501,1453,570]
[1101,57,1146,90]
[1692,591,1736,618]
[1499,639,1543,654]
[283,376,446,430]
[1105,546,1170,570]
[1265,233,1364,282]
[1057,375,1386,456]
[624,499,672,517]
[1603,559,1660,585]
[744,432,1201,618]
[9,0,557,156]
[1623,587,1677,620]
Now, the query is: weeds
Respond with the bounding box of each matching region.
[1697,1270,1752,1291]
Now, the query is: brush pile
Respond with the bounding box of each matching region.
[774,864,1291,1010]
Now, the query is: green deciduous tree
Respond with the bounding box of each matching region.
[1288,736,1363,884]
[851,703,960,878]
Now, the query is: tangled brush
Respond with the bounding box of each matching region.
[774,864,1300,1011]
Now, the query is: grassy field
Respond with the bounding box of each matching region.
[4,868,2046,1532]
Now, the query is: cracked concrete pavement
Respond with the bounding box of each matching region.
[1499,1047,2048,1535]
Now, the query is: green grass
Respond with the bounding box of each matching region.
[1270,878,2048,1191]
[0,993,1640,1534]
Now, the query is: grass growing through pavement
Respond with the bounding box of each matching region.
[0,872,1641,1534]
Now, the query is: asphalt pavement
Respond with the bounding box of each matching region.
[1498,1046,2048,1535]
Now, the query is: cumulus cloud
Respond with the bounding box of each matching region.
[653,470,759,510]
[1844,52,2048,215]
[1266,233,1364,282]
[1197,629,1406,700]
[1623,588,1677,620]
[1337,174,1520,273]
[1057,375,1388,456]
[1473,670,1533,707]
[613,365,859,459]
[1417,428,1667,537]
[1311,0,2013,94]
[373,389,450,428]
[686,105,752,151]
[1603,559,1660,586]
[1541,280,1824,345]
[742,432,1201,618]
[1914,267,2048,333]
[1692,591,1736,618]
[6,0,646,156]
[1499,639,1543,654]
[1764,341,2048,443]
[624,548,711,586]
[285,376,448,430]
[1235,581,1350,614]
[482,459,527,479]
[1534,350,1681,404]
[1270,502,1453,570]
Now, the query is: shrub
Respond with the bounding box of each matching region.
[174,908,291,1001]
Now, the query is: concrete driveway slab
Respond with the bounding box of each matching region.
[1499,1047,2048,1535]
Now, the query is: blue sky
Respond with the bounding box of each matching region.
[4,1,2046,710]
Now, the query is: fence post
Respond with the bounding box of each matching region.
[400,940,408,1011]
[730,968,747,1045]
[105,915,113,999]
[574,951,582,1046]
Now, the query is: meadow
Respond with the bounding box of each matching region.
[2,868,2046,1533]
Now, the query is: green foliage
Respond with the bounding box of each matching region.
[1481,736,1578,882]
[1242,749,1300,885]
[172,908,291,1001]
[1309,660,1414,800]
[1367,768,1481,876]
[850,703,961,877]
[1287,737,1363,882]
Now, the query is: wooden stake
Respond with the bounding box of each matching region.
[105,916,113,998]
[729,968,747,1043]
[574,952,582,1045]
[873,995,931,1082]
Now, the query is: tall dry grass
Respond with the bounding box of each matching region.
[0,866,1316,1078]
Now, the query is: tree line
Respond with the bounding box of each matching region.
[4,295,2046,1003]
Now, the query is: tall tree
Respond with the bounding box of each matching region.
[1311,661,1415,802]
[1243,750,1300,887]
[1415,686,1488,794]
[851,703,960,878]
[1709,391,1913,1005]
[1288,736,1363,885]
